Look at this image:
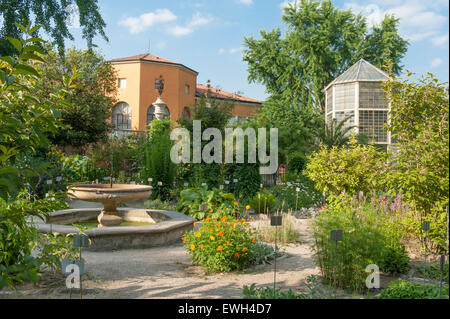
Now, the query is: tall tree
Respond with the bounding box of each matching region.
[36,46,117,147]
[243,0,408,111]
[0,0,107,56]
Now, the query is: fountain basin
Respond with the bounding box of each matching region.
[34,208,195,251]
[68,184,152,227]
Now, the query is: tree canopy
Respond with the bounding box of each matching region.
[0,0,107,56]
[243,0,408,111]
[36,46,117,147]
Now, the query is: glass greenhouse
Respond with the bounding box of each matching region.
[324,59,392,146]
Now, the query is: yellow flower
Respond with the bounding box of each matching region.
[217,245,223,251]
[195,232,201,238]
[182,237,186,243]
[190,244,195,250]
[193,222,197,226]
[210,236,215,240]
[246,205,251,210]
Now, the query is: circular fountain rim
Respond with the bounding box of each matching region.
[69,183,153,193]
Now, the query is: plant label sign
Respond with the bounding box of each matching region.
[199,204,208,211]
[56,176,62,182]
[184,183,189,187]
[46,180,53,185]
[62,259,85,276]
[271,215,282,226]
[73,234,90,248]
[422,221,431,232]
[233,179,238,183]
[260,184,263,188]
[219,185,224,190]
[130,181,136,185]
[158,181,162,186]
[287,182,292,186]
[201,183,207,186]
[296,187,300,192]
[330,229,343,242]
[148,178,153,182]
[225,180,230,185]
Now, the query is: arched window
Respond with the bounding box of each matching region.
[182,107,191,119]
[147,105,155,126]
[112,102,131,130]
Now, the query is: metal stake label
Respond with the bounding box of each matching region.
[62,259,85,275]
[330,229,343,242]
[73,234,90,248]
[271,215,282,226]
[422,221,431,231]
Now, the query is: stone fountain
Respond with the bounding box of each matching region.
[68,183,152,227]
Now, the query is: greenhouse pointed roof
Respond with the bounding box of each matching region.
[324,59,391,91]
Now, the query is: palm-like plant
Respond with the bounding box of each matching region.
[316,115,357,148]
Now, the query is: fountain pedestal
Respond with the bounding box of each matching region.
[68,184,152,227]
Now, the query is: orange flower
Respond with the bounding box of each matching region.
[221,216,228,222]
[248,228,252,233]
[190,244,195,250]
[209,229,213,233]
[180,230,184,234]
[252,238,256,243]
[234,201,238,206]
[200,244,204,249]
[209,209,213,213]
[217,245,223,251]
[226,241,231,246]
[229,223,234,228]
[246,205,251,210]
[235,252,240,258]
[205,217,210,222]
[195,232,201,238]
[193,222,197,226]
[182,237,186,243]
[242,247,247,252]
[218,231,224,236]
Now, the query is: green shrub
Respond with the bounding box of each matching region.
[176,187,238,220]
[183,215,255,272]
[304,136,387,197]
[377,279,449,299]
[141,120,176,201]
[287,151,307,174]
[313,193,410,292]
[224,163,261,201]
[0,191,69,289]
[248,189,277,214]
[271,175,324,210]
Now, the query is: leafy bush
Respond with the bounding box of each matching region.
[176,187,238,220]
[141,120,176,201]
[313,193,410,291]
[183,215,256,272]
[287,151,307,174]
[304,136,387,197]
[0,191,69,289]
[271,175,324,210]
[255,213,300,244]
[248,189,278,214]
[224,163,261,201]
[377,279,449,299]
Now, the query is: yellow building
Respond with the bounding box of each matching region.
[109,53,262,133]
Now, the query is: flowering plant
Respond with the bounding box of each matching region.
[182,215,256,272]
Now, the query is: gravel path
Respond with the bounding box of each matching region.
[0,218,322,299]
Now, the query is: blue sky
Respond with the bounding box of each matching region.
[65,0,449,101]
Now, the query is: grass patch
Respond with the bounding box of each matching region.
[255,213,300,244]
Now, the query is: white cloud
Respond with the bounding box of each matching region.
[237,0,253,5]
[167,12,213,37]
[119,9,177,34]
[229,47,243,54]
[218,48,226,55]
[65,4,80,29]
[431,58,443,68]
[431,34,449,46]
[343,1,448,44]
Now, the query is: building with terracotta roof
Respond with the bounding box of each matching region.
[109,53,262,133]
